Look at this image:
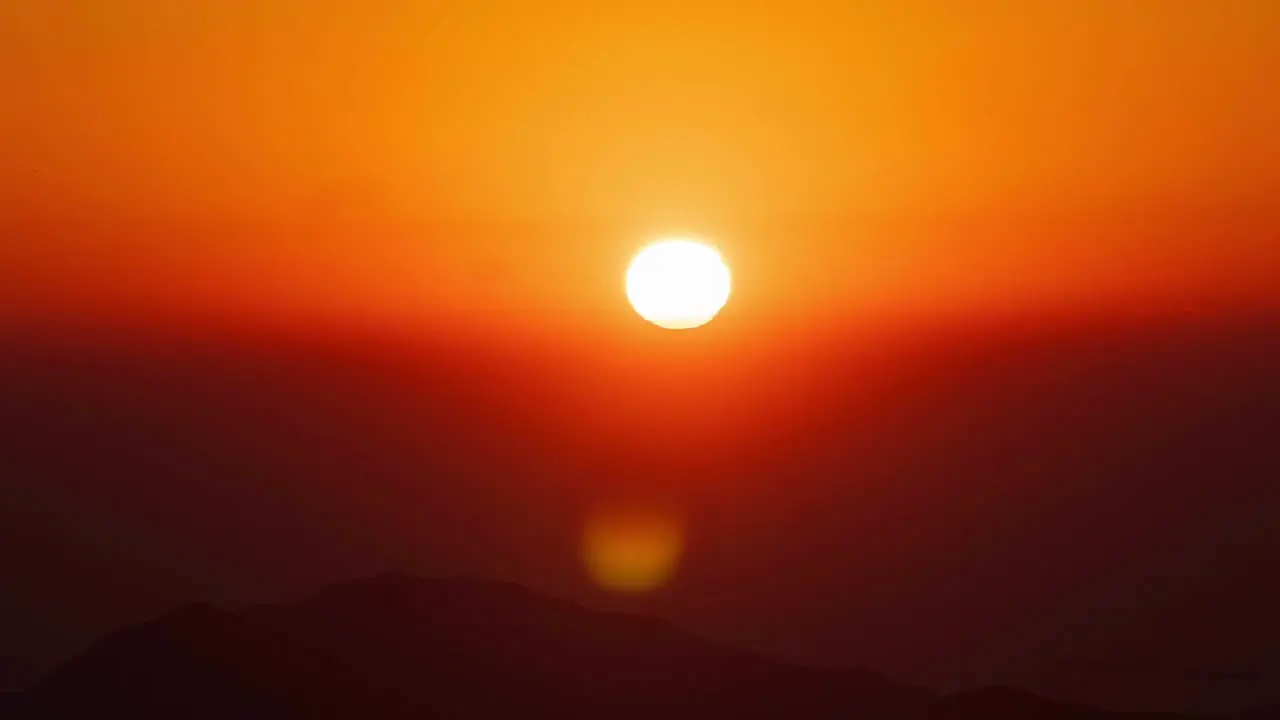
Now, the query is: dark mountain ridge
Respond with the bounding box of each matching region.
[16,574,1253,719]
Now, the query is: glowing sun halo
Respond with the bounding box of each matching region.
[626,239,731,329]
[582,508,684,593]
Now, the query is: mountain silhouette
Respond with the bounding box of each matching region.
[11,573,1254,719]
[0,692,55,719]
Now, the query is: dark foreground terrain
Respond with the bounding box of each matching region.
[5,573,1275,719]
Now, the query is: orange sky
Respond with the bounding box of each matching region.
[3,1,1278,331]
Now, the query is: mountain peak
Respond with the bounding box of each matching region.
[21,573,1245,719]
[29,573,931,719]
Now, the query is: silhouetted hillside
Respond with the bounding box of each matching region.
[0,692,56,718]
[17,574,1246,719]
[26,574,930,719]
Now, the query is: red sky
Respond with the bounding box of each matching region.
[3,1,1279,332]
[2,4,1280,706]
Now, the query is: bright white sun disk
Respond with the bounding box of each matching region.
[625,239,731,330]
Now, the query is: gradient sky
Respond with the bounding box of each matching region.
[3,4,1280,708]
[3,1,1279,330]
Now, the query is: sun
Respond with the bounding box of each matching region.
[625,239,731,330]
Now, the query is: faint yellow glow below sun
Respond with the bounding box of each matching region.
[582,509,684,593]
[626,239,731,330]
